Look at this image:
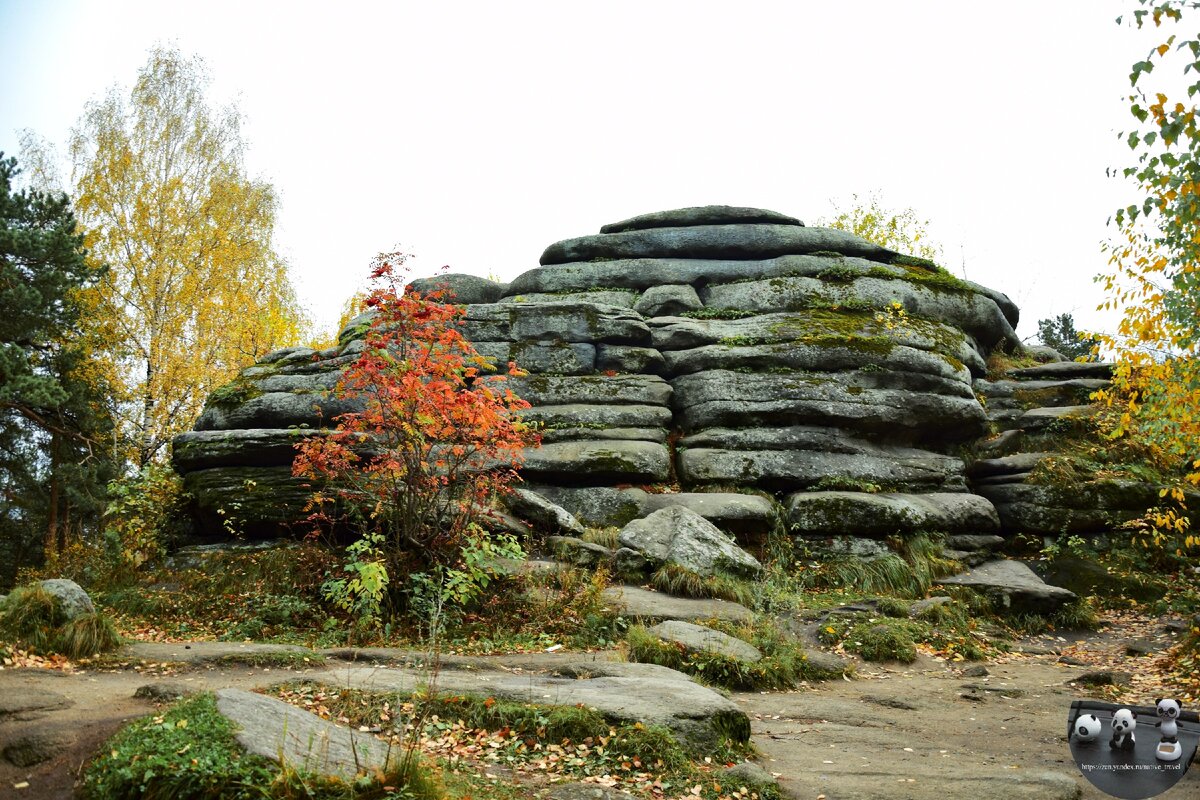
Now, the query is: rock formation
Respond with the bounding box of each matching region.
[172,205,1189,609]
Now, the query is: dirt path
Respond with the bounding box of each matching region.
[1,618,1194,800]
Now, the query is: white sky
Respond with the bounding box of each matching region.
[0,1,1171,341]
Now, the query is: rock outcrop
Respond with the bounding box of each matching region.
[173,206,1022,554]
[174,205,1194,608]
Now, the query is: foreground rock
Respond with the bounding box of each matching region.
[646,621,762,662]
[937,560,1076,613]
[215,688,394,779]
[602,585,754,624]
[39,579,95,620]
[615,506,762,578]
[320,662,750,751]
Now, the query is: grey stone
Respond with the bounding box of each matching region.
[600,205,803,234]
[640,493,778,537]
[679,441,967,493]
[802,536,894,559]
[909,596,953,617]
[500,290,639,308]
[505,488,586,536]
[540,224,896,266]
[549,784,635,800]
[520,441,670,483]
[649,308,985,376]
[663,342,973,387]
[539,426,668,445]
[975,480,1166,535]
[617,506,762,578]
[968,453,1052,478]
[1015,405,1097,432]
[522,403,672,430]
[3,732,72,767]
[546,536,613,568]
[134,682,194,701]
[1125,640,1157,656]
[962,665,990,678]
[602,585,754,624]
[647,620,762,662]
[1023,345,1067,362]
[944,534,1005,550]
[670,370,986,438]
[702,274,1018,349]
[195,391,363,432]
[260,345,318,365]
[786,491,999,537]
[938,560,1076,612]
[722,760,777,787]
[1069,670,1132,687]
[595,344,666,374]
[613,547,650,575]
[39,578,95,620]
[973,378,1108,404]
[325,663,750,751]
[527,486,648,528]
[802,648,850,678]
[1007,361,1113,380]
[497,374,672,407]
[509,254,879,296]
[976,429,1023,457]
[181,465,313,538]
[0,688,71,721]
[172,428,320,472]
[407,272,506,304]
[634,284,703,317]
[474,341,595,375]
[215,688,394,779]
[460,302,650,346]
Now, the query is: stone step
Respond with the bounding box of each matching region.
[786,491,1000,537]
[1007,361,1113,380]
[937,559,1076,613]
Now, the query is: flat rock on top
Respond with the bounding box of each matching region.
[1007,361,1113,380]
[540,224,897,266]
[215,688,394,779]
[600,206,803,233]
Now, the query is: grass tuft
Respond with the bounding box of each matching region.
[0,586,66,652]
[649,564,755,606]
[55,613,122,659]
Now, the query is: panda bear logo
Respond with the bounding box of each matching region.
[1109,707,1137,752]
[1156,698,1181,742]
[1074,713,1102,743]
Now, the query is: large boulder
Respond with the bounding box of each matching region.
[616,506,762,578]
[645,620,762,662]
[937,560,1076,613]
[39,579,95,620]
[215,688,393,779]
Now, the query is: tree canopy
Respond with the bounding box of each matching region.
[65,47,309,467]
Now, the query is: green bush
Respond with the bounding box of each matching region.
[0,585,65,651]
[649,564,755,606]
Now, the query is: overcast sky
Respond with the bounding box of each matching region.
[0,1,1166,340]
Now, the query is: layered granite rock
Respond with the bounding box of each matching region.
[173,206,1026,552]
